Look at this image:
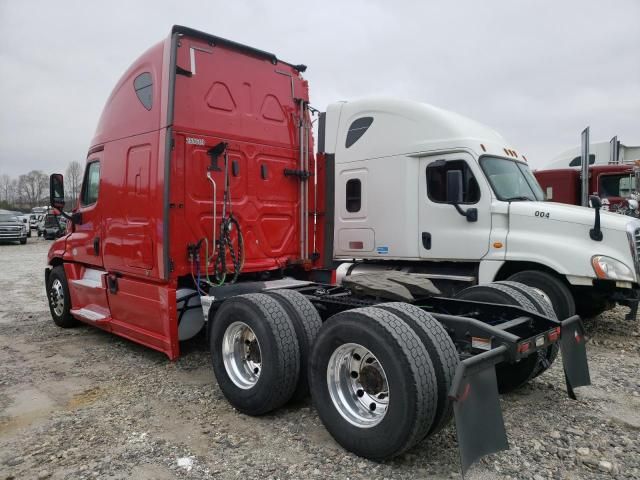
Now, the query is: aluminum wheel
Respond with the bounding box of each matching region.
[327,343,389,428]
[222,321,262,389]
[50,278,65,316]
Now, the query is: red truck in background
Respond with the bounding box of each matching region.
[44,25,591,473]
[535,163,639,214]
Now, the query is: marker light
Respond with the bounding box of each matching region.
[548,327,560,342]
[591,255,635,282]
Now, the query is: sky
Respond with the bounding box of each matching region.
[0,0,639,177]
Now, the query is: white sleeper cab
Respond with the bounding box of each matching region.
[319,97,640,320]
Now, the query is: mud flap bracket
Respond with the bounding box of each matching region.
[449,345,509,475]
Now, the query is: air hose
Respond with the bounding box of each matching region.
[206,143,244,286]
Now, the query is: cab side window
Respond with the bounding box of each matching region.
[426,160,480,204]
[81,161,101,206]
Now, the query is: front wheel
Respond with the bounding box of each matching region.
[47,266,78,328]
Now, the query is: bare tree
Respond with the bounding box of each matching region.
[0,174,10,203]
[65,161,83,209]
[17,170,48,208]
[8,178,18,205]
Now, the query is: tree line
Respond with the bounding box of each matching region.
[0,161,83,212]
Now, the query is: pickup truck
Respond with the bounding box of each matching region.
[0,213,28,244]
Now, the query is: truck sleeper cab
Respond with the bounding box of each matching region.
[321,98,640,320]
[45,26,591,474]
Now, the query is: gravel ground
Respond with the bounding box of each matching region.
[1,239,639,480]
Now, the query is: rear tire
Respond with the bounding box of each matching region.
[496,281,559,377]
[309,307,437,460]
[455,283,540,393]
[267,289,323,402]
[373,302,458,435]
[210,293,300,416]
[507,270,575,319]
[47,266,78,328]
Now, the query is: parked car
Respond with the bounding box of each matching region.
[29,214,41,231]
[15,214,32,237]
[0,213,28,244]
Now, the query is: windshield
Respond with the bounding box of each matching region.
[480,156,544,201]
[0,214,19,222]
[600,174,635,198]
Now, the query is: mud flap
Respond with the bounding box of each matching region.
[560,316,591,399]
[449,345,509,475]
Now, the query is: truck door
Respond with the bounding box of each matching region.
[418,154,492,260]
[64,155,112,328]
[67,158,104,267]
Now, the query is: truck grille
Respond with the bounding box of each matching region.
[635,229,640,267]
[0,226,22,238]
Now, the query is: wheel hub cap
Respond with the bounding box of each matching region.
[222,321,262,389]
[327,343,389,428]
[50,279,65,316]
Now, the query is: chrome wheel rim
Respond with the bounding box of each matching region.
[327,343,389,428]
[50,279,65,316]
[222,321,262,389]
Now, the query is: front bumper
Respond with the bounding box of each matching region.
[589,280,640,320]
[0,230,27,241]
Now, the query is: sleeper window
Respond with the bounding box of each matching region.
[345,117,373,148]
[346,179,362,212]
[134,72,153,110]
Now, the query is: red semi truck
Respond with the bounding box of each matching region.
[535,163,639,214]
[45,26,590,473]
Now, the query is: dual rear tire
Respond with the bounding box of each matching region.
[210,293,459,460]
[455,281,560,393]
[210,291,323,415]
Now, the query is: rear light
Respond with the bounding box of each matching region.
[548,327,561,342]
[517,341,531,353]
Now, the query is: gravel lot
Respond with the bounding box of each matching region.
[1,239,639,480]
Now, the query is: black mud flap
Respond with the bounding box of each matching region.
[449,345,509,475]
[560,315,591,399]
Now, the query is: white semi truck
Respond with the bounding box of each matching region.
[320,98,640,319]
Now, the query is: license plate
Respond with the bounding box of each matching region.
[535,336,545,347]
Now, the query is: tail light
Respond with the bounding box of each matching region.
[517,341,531,353]
[548,327,561,342]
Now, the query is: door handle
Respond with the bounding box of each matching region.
[93,237,100,256]
[422,232,431,250]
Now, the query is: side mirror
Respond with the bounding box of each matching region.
[446,169,478,222]
[50,174,65,211]
[446,170,464,204]
[589,195,603,241]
